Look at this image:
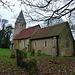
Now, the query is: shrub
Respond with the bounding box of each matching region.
[37,50,41,56]
[49,60,58,64]
[22,58,38,74]
[53,60,58,64]
[10,54,15,58]
[16,49,38,74]
[31,49,35,56]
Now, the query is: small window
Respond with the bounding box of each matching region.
[19,40,21,43]
[34,42,36,47]
[44,41,47,47]
[24,40,25,47]
[11,44,14,49]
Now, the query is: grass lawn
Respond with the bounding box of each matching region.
[0,48,10,56]
[0,49,75,75]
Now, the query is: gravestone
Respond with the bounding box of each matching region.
[10,43,15,58]
[16,49,38,74]
[22,47,27,58]
[52,37,57,56]
[37,50,41,56]
[10,49,15,58]
[16,49,24,67]
[31,49,35,56]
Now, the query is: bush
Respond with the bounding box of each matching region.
[37,50,41,56]
[31,49,35,56]
[10,54,15,58]
[16,49,38,74]
[22,58,38,74]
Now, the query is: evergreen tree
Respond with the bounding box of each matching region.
[0,19,13,48]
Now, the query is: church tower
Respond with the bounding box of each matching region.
[14,11,26,37]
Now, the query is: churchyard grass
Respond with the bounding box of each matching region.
[0,49,75,74]
[0,48,75,59]
[0,48,10,56]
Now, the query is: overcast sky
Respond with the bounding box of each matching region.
[0,0,70,27]
[0,0,21,27]
[0,0,75,39]
[0,0,43,28]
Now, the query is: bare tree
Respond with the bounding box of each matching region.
[0,0,15,11]
[17,0,75,38]
[18,0,75,21]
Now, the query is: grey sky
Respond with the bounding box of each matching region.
[0,0,75,39]
[0,0,71,27]
[0,0,21,27]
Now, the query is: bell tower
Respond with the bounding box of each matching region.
[14,11,26,37]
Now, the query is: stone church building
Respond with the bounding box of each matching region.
[10,11,74,56]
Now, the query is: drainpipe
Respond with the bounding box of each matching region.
[56,36,59,56]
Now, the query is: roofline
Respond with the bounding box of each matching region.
[38,21,68,30]
[67,22,74,40]
[58,22,67,35]
[31,35,59,40]
[13,37,30,40]
[59,22,74,40]
[21,25,40,32]
[27,25,40,29]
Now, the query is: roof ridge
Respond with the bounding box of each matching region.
[27,25,39,29]
[21,25,40,32]
[40,21,68,30]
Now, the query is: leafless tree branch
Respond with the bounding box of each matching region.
[20,0,75,21]
[0,0,15,11]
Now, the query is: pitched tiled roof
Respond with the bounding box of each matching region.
[31,22,68,40]
[13,25,40,40]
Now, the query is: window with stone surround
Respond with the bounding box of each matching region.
[24,40,25,47]
[44,41,47,47]
[11,44,14,49]
[19,40,21,43]
[34,42,36,47]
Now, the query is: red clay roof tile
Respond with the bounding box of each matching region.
[13,25,40,40]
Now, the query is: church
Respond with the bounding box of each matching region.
[10,11,75,56]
